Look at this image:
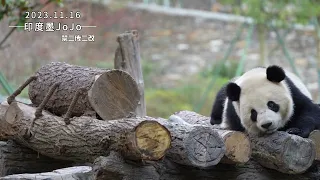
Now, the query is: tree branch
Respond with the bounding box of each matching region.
[0,0,54,50]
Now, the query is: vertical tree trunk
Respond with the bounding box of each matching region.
[114,30,146,117]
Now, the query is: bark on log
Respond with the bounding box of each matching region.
[0,101,226,169]
[0,101,171,163]
[93,151,160,180]
[114,30,146,117]
[93,153,320,180]
[0,166,93,180]
[172,110,316,174]
[0,103,9,140]
[309,130,320,161]
[0,140,73,177]
[170,111,251,164]
[28,61,140,120]
[250,131,315,174]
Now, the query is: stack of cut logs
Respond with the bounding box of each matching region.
[1,31,320,180]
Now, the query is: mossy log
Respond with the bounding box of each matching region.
[27,62,140,120]
[0,140,72,177]
[172,110,316,174]
[0,101,171,163]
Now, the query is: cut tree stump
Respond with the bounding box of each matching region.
[0,101,171,163]
[0,166,93,180]
[28,62,140,120]
[114,30,146,117]
[0,140,72,177]
[0,101,226,169]
[170,111,251,164]
[171,110,316,174]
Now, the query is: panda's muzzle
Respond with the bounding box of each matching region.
[261,122,272,129]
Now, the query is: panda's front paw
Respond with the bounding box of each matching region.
[286,128,301,135]
[212,122,230,130]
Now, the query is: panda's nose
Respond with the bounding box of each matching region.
[261,122,272,129]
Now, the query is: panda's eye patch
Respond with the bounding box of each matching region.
[267,101,279,112]
[251,109,257,122]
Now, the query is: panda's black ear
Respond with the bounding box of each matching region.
[266,65,285,83]
[226,83,241,101]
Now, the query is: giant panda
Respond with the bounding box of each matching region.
[210,65,320,138]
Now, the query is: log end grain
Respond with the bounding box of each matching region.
[185,126,226,168]
[169,112,251,164]
[309,130,320,161]
[1,101,23,138]
[4,101,22,125]
[282,135,315,173]
[133,120,171,160]
[220,130,251,164]
[88,69,140,120]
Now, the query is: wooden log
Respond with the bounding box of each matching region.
[157,118,226,168]
[0,101,9,140]
[309,130,320,161]
[114,30,146,117]
[93,151,160,180]
[0,101,171,163]
[124,120,171,161]
[170,111,251,164]
[93,153,320,180]
[0,166,93,180]
[28,61,140,120]
[172,110,316,174]
[0,140,72,177]
[0,102,226,168]
[250,131,315,174]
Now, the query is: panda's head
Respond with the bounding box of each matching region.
[227,65,293,135]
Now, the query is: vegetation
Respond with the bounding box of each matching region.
[0,0,63,49]
[2,0,320,116]
[220,0,320,67]
[143,59,231,117]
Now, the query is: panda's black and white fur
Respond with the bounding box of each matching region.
[210,65,320,138]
